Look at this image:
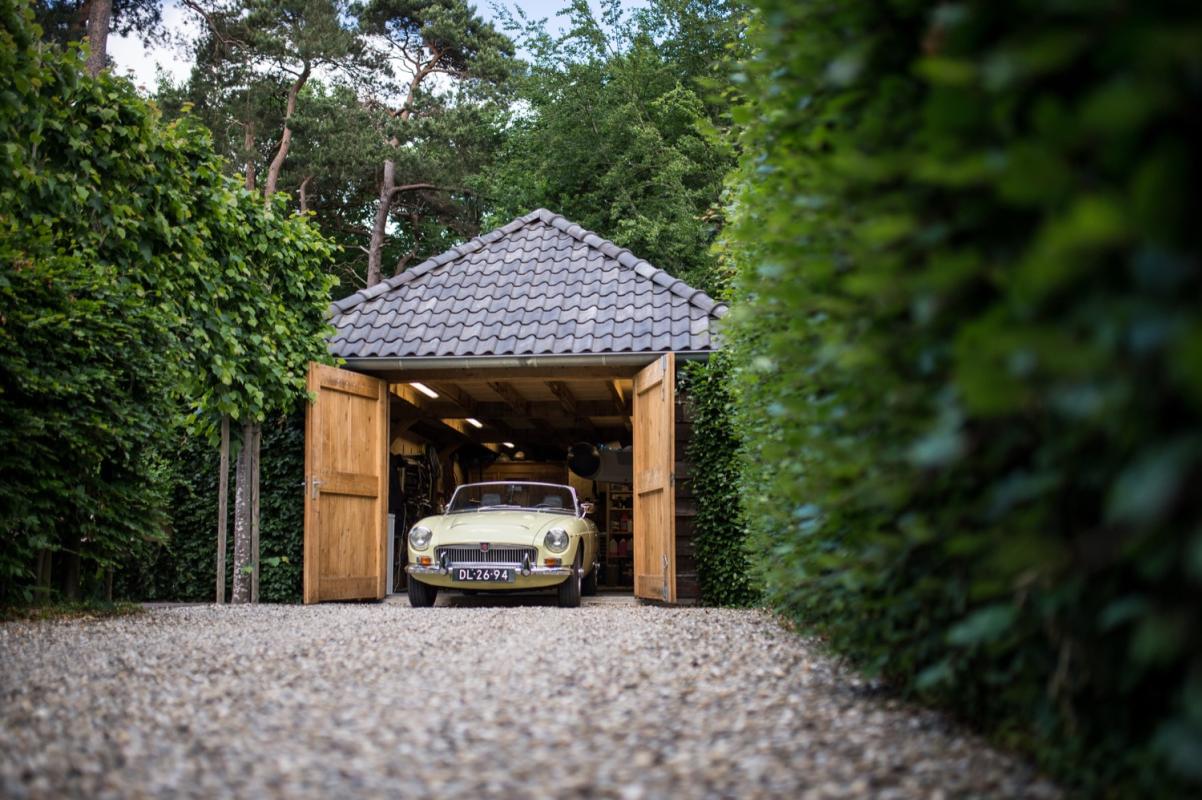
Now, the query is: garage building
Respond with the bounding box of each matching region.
[303,209,726,604]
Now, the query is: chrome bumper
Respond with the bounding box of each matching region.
[406,563,572,577]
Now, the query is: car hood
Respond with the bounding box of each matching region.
[424,510,577,547]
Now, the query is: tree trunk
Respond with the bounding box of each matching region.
[34,549,53,602]
[61,530,81,601]
[215,414,230,603]
[264,64,311,205]
[366,60,434,285]
[84,0,112,77]
[366,158,396,287]
[231,421,254,604]
[299,175,313,214]
[249,424,261,603]
[243,122,256,192]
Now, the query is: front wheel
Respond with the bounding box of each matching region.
[557,553,582,608]
[582,559,598,596]
[408,577,438,607]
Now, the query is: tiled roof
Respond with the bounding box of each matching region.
[328,208,727,359]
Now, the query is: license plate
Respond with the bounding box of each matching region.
[452,567,514,583]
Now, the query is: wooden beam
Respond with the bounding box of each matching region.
[547,381,578,415]
[547,381,598,437]
[466,400,616,420]
[488,381,532,417]
[608,380,630,415]
[609,380,632,431]
[389,385,484,449]
[429,382,478,414]
[474,426,630,447]
[430,382,516,440]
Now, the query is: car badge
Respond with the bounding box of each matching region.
[479,543,489,553]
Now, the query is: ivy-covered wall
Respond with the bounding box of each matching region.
[116,411,306,603]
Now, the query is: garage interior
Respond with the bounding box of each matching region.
[378,368,694,598]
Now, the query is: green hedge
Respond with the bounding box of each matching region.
[0,2,204,596]
[0,0,333,602]
[727,0,1201,794]
[115,411,306,603]
[681,353,756,607]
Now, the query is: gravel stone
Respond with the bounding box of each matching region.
[0,598,1060,799]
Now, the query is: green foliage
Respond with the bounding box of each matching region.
[727,0,1202,794]
[164,0,514,289]
[116,411,306,603]
[32,0,163,48]
[680,351,755,607]
[485,0,745,290]
[0,0,335,600]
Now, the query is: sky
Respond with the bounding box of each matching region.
[107,0,643,91]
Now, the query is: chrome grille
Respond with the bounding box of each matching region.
[436,545,537,566]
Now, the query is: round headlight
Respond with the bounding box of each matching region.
[409,526,432,551]
[544,528,569,553]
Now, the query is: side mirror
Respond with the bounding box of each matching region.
[580,501,595,517]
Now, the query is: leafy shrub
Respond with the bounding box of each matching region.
[727,0,1202,794]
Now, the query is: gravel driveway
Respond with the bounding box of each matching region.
[1,597,1058,799]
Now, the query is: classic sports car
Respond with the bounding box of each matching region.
[405,481,600,608]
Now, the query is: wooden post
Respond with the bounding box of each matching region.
[216,414,230,604]
[250,423,261,603]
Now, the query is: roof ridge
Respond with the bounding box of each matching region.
[328,208,727,320]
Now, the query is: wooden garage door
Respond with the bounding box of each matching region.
[303,362,388,604]
[633,353,676,602]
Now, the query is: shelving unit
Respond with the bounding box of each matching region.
[603,484,633,587]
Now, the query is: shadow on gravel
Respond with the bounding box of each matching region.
[388,591,639,608]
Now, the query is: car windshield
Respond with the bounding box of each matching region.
[447,482,577,515]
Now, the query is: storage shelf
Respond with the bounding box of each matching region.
[605,484,634,568]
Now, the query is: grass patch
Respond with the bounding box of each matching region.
[0,600,144,623]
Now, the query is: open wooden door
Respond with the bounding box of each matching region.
[303,362,389,604]
[633,353,676,602]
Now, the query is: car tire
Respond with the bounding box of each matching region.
[557,552,582,608]
[408,577,438,608]
[582,559,598,596]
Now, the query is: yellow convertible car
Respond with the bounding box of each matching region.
[405,481,600,608]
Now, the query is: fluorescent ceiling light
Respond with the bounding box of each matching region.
[409,382,439,399]
[502,441,515,448]
[465,417,484,428]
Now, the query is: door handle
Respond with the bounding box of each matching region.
[310,477,322,500]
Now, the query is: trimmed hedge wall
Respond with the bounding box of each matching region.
[115,412,306,603]
[727,0,1202,794]
[681,353,756,607]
